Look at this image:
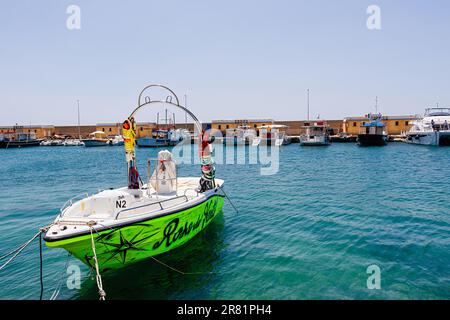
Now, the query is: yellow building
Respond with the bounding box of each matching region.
[0,125,55,139]
[96,123,122,137]
[96,122,158,138]
[343,115,418,135]
[211,119,274,135]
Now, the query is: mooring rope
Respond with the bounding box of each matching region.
[0,224,51,301]
[0,240,30,261]
[88,223,106,300]
[219,187,239,214]
[39,233,44,300]
[0,231,42,271]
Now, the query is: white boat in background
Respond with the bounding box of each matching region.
[108,135,124,146]
[253,124,291,146]
[406,108,450,146]
[40,139,64,146]
[82,131,109,147]
[300,121,330,146]
[63,139,84,146]
[219,126,257,146]
[137,128,187,148]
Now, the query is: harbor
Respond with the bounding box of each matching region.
[0,112,433,148]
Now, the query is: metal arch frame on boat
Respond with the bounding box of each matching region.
[129,84,203,135]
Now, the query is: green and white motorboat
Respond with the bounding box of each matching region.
[44,85,224,271]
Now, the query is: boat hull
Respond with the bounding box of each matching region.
[137,137,177,148]
[300,141,330,146]
[45,195,224,270]
[0,140,41,148]
[300,136,330,146]
[82,139,109,147]
[405,131,450,146]
[357,134,387,146]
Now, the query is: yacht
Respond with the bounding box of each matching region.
[82,131,110,147]
[300,121,330,146]
[406,108,450,146]
[357,113,388,146]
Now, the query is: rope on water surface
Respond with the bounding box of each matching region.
[88,223,106,300]
[150,256,217,276]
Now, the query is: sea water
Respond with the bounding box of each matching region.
[0,143,449,299]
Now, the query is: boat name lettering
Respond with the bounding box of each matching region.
[153,198,219,249]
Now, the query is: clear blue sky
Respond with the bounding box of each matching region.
[1,0,450,125]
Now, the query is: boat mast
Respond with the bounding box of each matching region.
[375,96,378,114]
[77,99,81,139]
[156,112,159,130]
[184,94,188,129]
[307,89,310,121]
[165,108,168,129]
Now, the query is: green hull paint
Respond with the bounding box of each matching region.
[46,195,224,270]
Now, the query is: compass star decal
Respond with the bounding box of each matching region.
[86,224,159,266]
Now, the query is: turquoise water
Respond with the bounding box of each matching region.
[0,143,449,299]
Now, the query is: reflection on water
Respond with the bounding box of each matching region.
[74,213,226,300]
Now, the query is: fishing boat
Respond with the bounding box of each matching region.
[357,113,388,146]
[82,131,110,147]
[0,131,42,148]
[300,121,330,146]
[44,85,225,271]
[253,124,291,146]
[405,107,450,146]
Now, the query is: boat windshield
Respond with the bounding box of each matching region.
[425,108,450,117]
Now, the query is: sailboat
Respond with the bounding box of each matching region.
[44,85,225,270]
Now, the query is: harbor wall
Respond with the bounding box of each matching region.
[0,125,55,139]
[54,125,96,138]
